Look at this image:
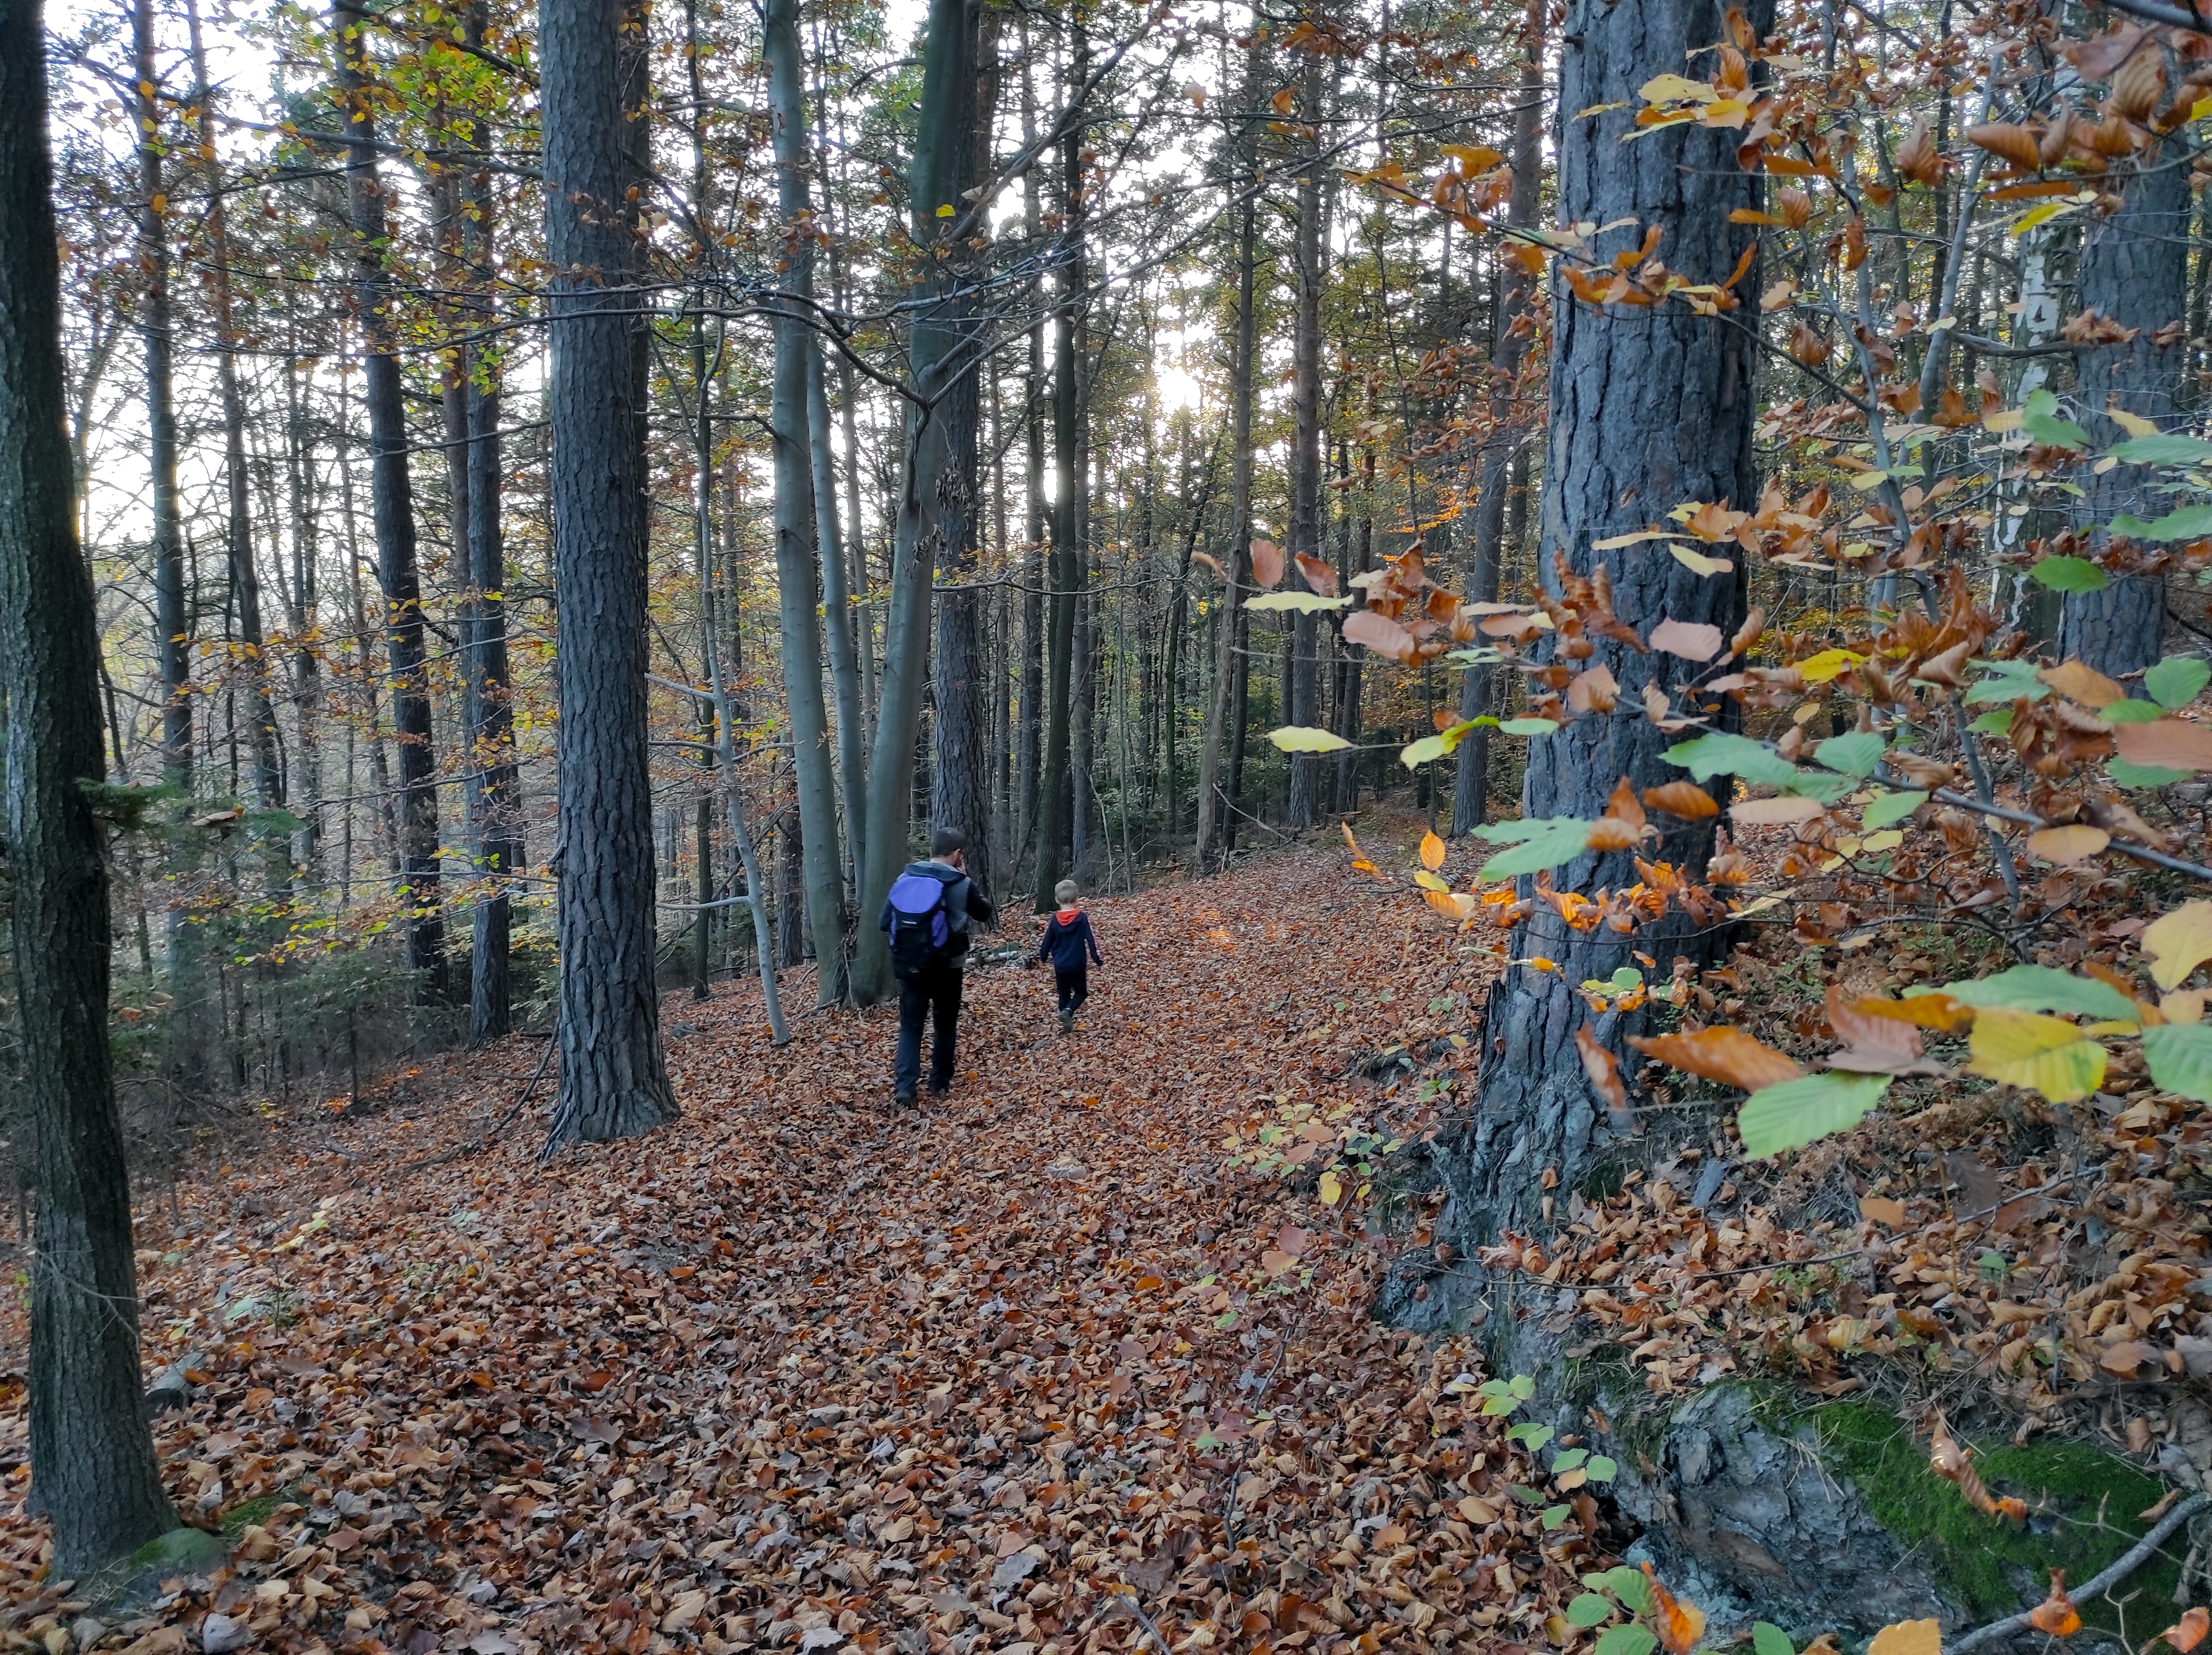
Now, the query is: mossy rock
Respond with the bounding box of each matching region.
[81,1524,232,1611]
[1812,1399,2179,1632]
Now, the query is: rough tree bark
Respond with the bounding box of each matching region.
[851,0,983,1002]
[1452,0,1544,834]
[765,0,849,1001]
[1402,0,1767,1326]
[2058,97,2190,681]
[0,0,180,1567]
[540,0,679,1139]
[337,0,448,1003]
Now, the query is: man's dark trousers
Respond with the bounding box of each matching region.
[895,965,963,1097]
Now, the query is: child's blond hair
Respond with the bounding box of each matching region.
[1055,879,1079,905]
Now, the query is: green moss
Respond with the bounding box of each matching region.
[219,1488,297,1533]
[1563,1344,1671,1466]
[1812,1400,2179,1629]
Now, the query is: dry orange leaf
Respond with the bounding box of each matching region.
[1850,992,1977,1034]
[1643,781,1720,818]
[1250,538,1285,589]
[1577,1027,1628,1119]
[1420,830,1446,872]
[2038,659,2126,708]
[1640,1564,1707,1655]
[2116,719,2212,773]
[1628,1025,1805,1091]
[1866,1622,1941,1655]
[2161,1609,2210,1653]
[2028,1572,2082,1637]
[1732,795,1826,826]
[1859,1195,1908,1228]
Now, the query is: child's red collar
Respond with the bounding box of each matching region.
[1055,907,1081,923]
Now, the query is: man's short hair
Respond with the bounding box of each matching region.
[931,827,968,858]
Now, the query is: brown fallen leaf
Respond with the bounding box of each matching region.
[1629,1025,1805,1091]
[2028,1571,2082,1636]
[2161,1608,2210,1653]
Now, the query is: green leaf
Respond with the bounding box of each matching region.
[1509,1373,1535,1399]
[1506,1421,1555,1452]
[2147,656,2212,712]
[1400,734,1448,767]
[2029,556,2108,593]
[1551,1447,1590,1471]
[1752,1624,1798,1655]
[2110,433,2212,466]
[2109,756,2191,789]
[2103,698,2167,725]
[1594,1624,1659,1655]
[1784,770,1856,804]
[1269,725,1354,754]
[1815,731,1886,778]
[1246,591,1352,613]
[1737,1071,1893,1159]
[1567,1594,1618,1629]
[1862,789,1927,829]
[1932,963,2138,1021]
[2023,388,2090,450]
[1666,732,1800,788]
[1968,708,2014,736]
[1539,1504,1571,1531]
[2109,503,2212,542]
[1500,717,1561,736]
[1597,1565,1654,1615]
[2143,1023,2212,1105]
[1964,657,2050,706]
[1475,818,1596,881]
[1585,1454,1618,1482]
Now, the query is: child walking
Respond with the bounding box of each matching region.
[1038,880,1104,1032]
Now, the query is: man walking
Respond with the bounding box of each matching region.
[880,829,995,1104]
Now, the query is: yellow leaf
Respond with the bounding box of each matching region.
[1797,648,1864,683]
[1318,1169,1344,1206]
[2145,900,2212,991]
[1867,1621,1941,1655]
[1639,72,1720,103]
[2109,409,2159,439]
[935,204,956,216]
[1669,544,1734,576]
[1414,869,1450,892]
[1967,1006,2107,1103]
[1861,829,1905,854]
[2026,824,2110,865]
[1420,829,1447,871]
[2162,990,2206,1025]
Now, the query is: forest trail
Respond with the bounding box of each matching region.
[0,845,1594,1655]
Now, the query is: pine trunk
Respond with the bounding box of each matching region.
[0,5,180,1568]
[1284,46,1325,831]
[1407,0,1767,1320]
[540,0,679,1140]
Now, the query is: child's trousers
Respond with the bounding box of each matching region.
[1055,965,1088,1018]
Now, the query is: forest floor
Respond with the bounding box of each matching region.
[8,813,2212,1655]
[0,827,1611,1655]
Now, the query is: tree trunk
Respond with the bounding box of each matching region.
[0,5,180,1568]
[187,0,282,834]
[764,0,849,1003]
[851,0,983,1002]
[1284,43,1326,831]
[1165,438,1220,843]
[460,3,517,1044]
[1194,106,1259,872]
[131,0,192,878]
[811,344,866,900]
[1408,0,1767,1321]
[540,0,679,1141]
[1033,25,1086,909]
[2058,118,2190,681]
[336,0,448,1003]
[281,337,323,882]
[1452,0,1545,834]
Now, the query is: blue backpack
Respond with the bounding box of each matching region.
[886,870,953,981]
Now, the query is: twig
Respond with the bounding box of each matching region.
[491,1030,560,1139]
[1105,1594,1175,1655]
[1950,1492,2209,1654]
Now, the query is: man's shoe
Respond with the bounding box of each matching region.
[926,1079,952,1096]
[893,1091,916,1107]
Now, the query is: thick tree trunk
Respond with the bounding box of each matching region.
[1410,0,1767,1312]
[1165,439,1219,842]
[1285,45,1326,831]
[1452,0,1545,834]
[0,5,180,1569]
[765,0,849,1002]
[540,0,679,1141]
[2058,122,2190,681]
[851,0,983,1002]
[337,0,448,1003]
[811,344,867,899]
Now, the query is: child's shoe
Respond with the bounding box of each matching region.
[1058,1010,1074,1033]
